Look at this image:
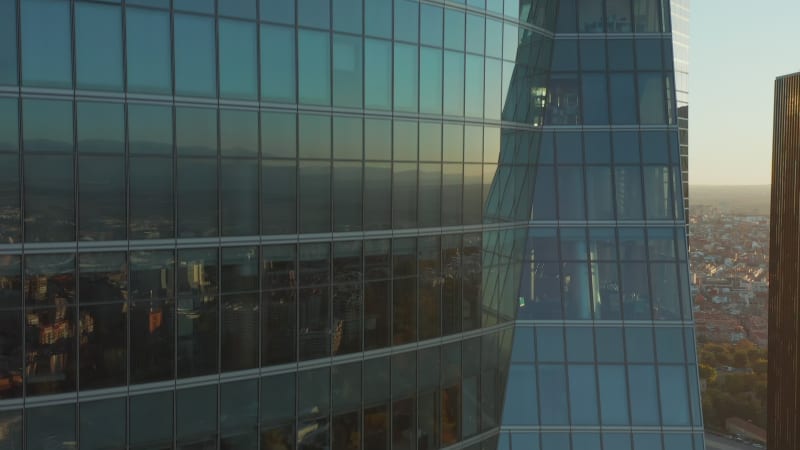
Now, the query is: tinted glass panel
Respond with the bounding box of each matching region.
[221,109,258,156]
[333,34,364,108]
[365,0,391,38]
[21,0,72,88]
[79,156,126,241]
[0,1,17,86]
[126,8,171,94]
[261,0,295,24]
[364,163,391,230]
[175,14,217,97]
[80,399,126,450]
[220,0,256,19]
[365,39,392,110]
[75,3,122,91]
[175,386,217,448]
[261,25,296,103]
[175,0,215,13]
[176,107,217,156]
[220,19,258,99]
[222,159,259,236]
[395,0,419,43]
[23,99,73,153]
[420,48,443,115]
[263,160,297,234]
[77,102,124,154]
[334,161,363,232]
[0,155,21,244]
[24,155,74,242]
[298,0,330,29]
[130,157,173,239]
[129,104,172,156]
[262,112,297,158]
[443,51,465,116]
[178,158,218,237]
[130,392,173,449]
[333,0,362,33]
[26,404,75,450]
[300,161,332,233]
[598,365,630,425]
[299,30,331,105]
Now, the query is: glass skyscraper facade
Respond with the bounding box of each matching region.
[497,0,703,449]
[0,0,701,449]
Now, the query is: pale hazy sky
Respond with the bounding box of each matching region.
[690,0,800,185]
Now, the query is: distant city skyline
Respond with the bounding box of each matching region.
[691,0,800,185]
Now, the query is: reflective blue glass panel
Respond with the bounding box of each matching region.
[261,25,296,103]
[175,14,217,97]
[298,30,331,105]
[333,0,362,33]
[365,39,392,110]
[77,102,124,155]
[394,44,419,113]
[365,0,391,38]
[298,0,330,29]
[75,3,122,91]
[21,0,72,88]
[126,8,171,94]
[261,0,295,24]
[220,0,257,19]
[0,0,17,86]
[23,99,73,153]
[220,19,258,100]
[333,34,363,108]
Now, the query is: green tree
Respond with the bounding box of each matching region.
[698,364,718,384]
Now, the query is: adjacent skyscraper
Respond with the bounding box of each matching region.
[769,71,800,450]
[498,0,704,449]
[0,0,701,449]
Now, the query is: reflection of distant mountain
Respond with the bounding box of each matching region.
[690,185,770,215]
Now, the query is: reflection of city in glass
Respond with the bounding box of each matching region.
[0,0,701,449]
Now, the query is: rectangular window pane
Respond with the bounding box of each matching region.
[334,161,363,232]
[364,162,391,230]
[261,0,295,24]
[23,98,73,153]
[365,118,391,160]
[465,55,484,118]
[0,0,17,86]
[333,34,364,108]
[394,0,419,43]
[261,25,296,103]
[177,385,218,446]
[0,155,20,244]
[299,30,331,105]
[222,159,259,236]
[333,0,362,34]
[220,19,258,99]
[21,0,72,88]
[175,14,217,97]
[126,8,171,94]
[222,294,259,370]
[420,4,443,47]
[130,157,173,239]
[639,72,667,124]
[129,104,172,155]
[420,47,443,115]
[220,0,256,19]
[299,114,331,159]
[176,106,217,156]
[27,405,75,449]
[77,101,124,154]
[444,9,465,51]
[24,155,74,242]
[393,163,417,229]
[75,3,122,90]
[263,160,297,234]
[80,399,126,450]
[365,39,392,110]
[610,73,637,124]
[300,161,332,233]
[131,393,173,448]
[79,155,126,241]
[178,158,218,237]
[298,0,330,29]
[444,52,465,116]
[333,117,363,160]
[262,112,297,158]
[221,109,258,156]
[365,0,391,38]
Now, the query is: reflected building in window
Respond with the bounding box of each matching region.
[0,0,701,448]
[769,71,800,450]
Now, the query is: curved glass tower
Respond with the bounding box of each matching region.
[0,0,701,449]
